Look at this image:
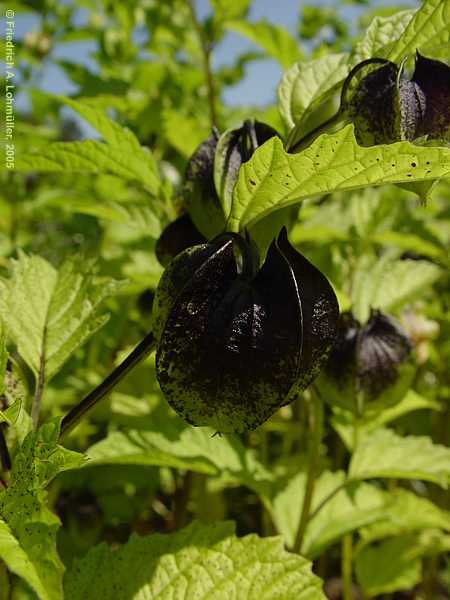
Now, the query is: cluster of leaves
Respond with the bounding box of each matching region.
[1,0,449,598]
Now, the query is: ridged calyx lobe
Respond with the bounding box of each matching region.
[153,228,339,433]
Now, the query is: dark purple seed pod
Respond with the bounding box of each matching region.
[325,309,412,401]
[411,52,450,141]
[153,227,339,432]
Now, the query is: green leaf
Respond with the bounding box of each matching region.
[356,529,450,596]
[15,97,160,196]
[87,417,273,497]
[387,0,450,62]
[64,521,325,600]
[271,470,387,557]
[162,108,209,158]
[331,389,442,451]
[0,253,121,381]
[351,254,442,322]
[0,420,85,600]
[351,10,415,63]
[211,0,250,21]
[227,125,450,232]
[355,535,422,597]
[357,488,450,548]
[349,428,450,487]
[227,19,302,69]
[70,200,162,239]
[278,53,349,130]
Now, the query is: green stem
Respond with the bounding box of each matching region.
[292,393,324,554]
[286,57,390,154]
[186,0,217,129]
[0,423,11,473]
[287,110,344,154]
[342,534,353,600]
[31,344,46,431]
[173,470,194,529]
[59,331,156,440]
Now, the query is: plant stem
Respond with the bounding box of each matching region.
[186,0,218,129]
[293,392,324,554]
[308,481,349,521]
[342,534,353,600]
[59,331,156,440]
[0,423,11,472]
[173,470,194,529]
[31,344,46,431]
[287,110,344,154]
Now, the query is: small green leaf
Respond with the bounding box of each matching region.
[0,420,85,600]
[64,521,325,600]
[15,97,160,196]
[357,488,450,548]
[228,125,450,232]
[355,535,422,597]
[162,109,209,158]
[331,389,441,450]
[271,470,388,557]
[0,253,121,382]
[349,428,450,487]
[351,254,442,322]
[227,19,302,68]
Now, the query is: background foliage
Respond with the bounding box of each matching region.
[1,0,449,598]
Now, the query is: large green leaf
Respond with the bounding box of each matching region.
[271,470,387,557]
[15,97,161,196]
[227,20,302,68]
[278,53,349,130]
[349,428,450,487]
[0,253,120,381]
[0,420,85,600]
[227,125,450,232]
[351,10,415,63]
[351,253,442,322]
[64,521,325,600]
[87,417,273,497]
[387,0,450,62]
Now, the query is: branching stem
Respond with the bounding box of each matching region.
[59,331,156,441]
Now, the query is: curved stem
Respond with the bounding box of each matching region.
[59,331,156,441]
[186,0,217,129]
[286,57,390,154]
[293,392,324,554]
[287,110,344,154]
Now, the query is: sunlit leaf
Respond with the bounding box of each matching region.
[64,521,325,600]
[0,253,121,381]
[349,428,450,487]
[228,125,450,232]
[0,420,85,600]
